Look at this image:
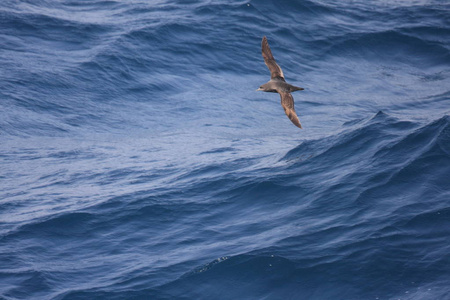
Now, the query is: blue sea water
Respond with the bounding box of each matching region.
[1,0,450,299]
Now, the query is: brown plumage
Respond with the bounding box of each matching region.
[280,92,302,128]
[261,36,285,81]
[257,36,304,129]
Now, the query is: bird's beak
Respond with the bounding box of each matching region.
[256,88,262,91]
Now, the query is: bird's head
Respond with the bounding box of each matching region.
[256,83,269,92]
[257,83,277,93]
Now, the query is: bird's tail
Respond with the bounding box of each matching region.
[292,86,304,92]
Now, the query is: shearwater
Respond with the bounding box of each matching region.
[257,36,304,129]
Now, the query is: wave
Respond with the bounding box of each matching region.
[152,113,449,298]
[2,113,449,299]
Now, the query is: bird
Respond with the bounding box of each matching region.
[257,36,304,129]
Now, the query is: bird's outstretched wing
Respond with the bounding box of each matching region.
[261,36,285,81]
[280,92,302,128]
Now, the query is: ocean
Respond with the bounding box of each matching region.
[1,0,449,299]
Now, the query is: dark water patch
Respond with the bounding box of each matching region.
[324,30,450,66]
[0,10,112,50]
[1,270,52,300]
[0,212,96,243]
[254,0,337,18]
[63,0,121,9]
[400,25,450,45]
[374,115,450,161]
[282,112,402,165]
[199,147,235,155]
[156,254,298,299]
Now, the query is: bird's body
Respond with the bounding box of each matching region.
[257,36,304,128]
[259,80,304,94]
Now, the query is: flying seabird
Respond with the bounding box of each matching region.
[257,36,304,128]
